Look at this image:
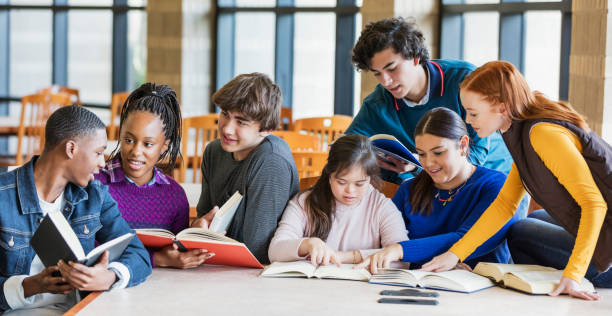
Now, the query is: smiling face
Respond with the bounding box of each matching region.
[218,109,270,161]
[369,47,425,100]
[68,128,107,187]
[329,165,371,206]
[119,111,169,186]
[461,89,510,138]
[415,133,471,190]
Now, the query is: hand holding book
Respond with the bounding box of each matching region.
[57,250,119,291]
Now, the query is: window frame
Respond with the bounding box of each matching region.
[439,0,572,100]
[214,0,359,115]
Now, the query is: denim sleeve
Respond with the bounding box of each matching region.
[96,187,152,287]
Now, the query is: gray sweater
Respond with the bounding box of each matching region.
[196,135,299,263]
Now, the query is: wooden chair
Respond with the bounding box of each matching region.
[178,114,219,183]
[293,115,353,151]
[108,91,130,140]
[299,175,399,199]
[280,107,293,131]
[39,85,81,106]
[7,93,72,166]
[272,131,321,152]
[292,152,328,179]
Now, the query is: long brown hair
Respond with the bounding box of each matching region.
[460,60,589,131]
[303,134,381,241]
[410,108,470,216]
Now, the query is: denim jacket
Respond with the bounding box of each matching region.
[0,157,152,311]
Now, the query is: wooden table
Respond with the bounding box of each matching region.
[67,265,612,316]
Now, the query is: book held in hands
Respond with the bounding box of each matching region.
[260,261,371,282]
[472,262,596,294]
[30,211,134,267]
[135,190,261,269]
[369,268,494,293]
[368,134,421,168]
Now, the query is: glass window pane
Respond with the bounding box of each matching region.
[524,10,561,99]
[234,0,275,7]
[293,12,335,119]
[234,12,275,80]
[68,0,112,5]
[128,10,147,91]
[9,10,52,97]
[128,0,146,6]
[463,12,499,66]
[444,0,497,3]
[295,0,336,6]
[68,11,112,105]
[9,0,51,4]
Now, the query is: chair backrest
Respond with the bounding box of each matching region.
[299,175,399,199]
[272,131,321,152]
[39,85,80,106]
[178,114,219,183]
[16,93,72,165]
[293,115,353,151]
[108,91,130,140]
[280,107,293,131]
[292,152,328,179]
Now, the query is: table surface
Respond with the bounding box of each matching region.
[70,265,612,316]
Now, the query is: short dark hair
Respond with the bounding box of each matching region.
[109,82,183,172]
[212,73,281,131]
[44,105,106,151]
[351,17,430,71]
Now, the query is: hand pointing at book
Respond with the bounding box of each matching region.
[298,238,341,267]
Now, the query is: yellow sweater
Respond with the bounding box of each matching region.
[449,123,608,281]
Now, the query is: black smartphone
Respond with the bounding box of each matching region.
[377,298,439,305]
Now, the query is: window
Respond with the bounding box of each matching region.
[440,0,571,101]
[0,0,147,110]
[215,0,361,119]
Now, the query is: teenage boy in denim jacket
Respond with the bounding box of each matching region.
[0,106,151,315]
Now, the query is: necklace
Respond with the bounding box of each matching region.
[435,180,469,206]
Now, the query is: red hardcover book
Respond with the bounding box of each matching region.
[136,228,263,269]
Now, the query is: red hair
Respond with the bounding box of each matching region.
[460,61,589,131]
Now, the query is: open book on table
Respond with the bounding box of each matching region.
[369,268,494,293]
[30,212,134,267]
[260,261,371,282]
[368,134,421,168]
[473,262,595,294]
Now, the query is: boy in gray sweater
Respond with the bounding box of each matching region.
[192,73,299,264]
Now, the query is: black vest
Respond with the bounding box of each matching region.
[502,118,612,272]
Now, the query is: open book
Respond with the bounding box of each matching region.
[261,261,371,281]
[369,134,421,167]
[135,227,262,269]
[369,268,494,293]
[208,191,243,233]
[30,212,134,267]
[473,262,595,294]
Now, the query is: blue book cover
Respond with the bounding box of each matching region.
[369,134,421,167]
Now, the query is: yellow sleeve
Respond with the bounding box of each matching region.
[527,123,607,281]
[449,163,525,260]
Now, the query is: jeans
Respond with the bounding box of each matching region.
[508,210,612,288]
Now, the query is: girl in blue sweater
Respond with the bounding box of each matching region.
[358,108,519,273]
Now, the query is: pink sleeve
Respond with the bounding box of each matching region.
[267,197,309,262]
[359,192,408,258]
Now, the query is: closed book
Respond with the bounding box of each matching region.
[30,211,134,267]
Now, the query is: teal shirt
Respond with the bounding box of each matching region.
[346,59,513,181]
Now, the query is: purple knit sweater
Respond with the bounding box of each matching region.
[94,158,189,266]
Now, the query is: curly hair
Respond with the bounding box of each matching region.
[351,17,430,71]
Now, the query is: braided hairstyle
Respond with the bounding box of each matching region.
[109,83,182,173]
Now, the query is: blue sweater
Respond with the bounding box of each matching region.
[393,166,517,267]
[346,59,513,180]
